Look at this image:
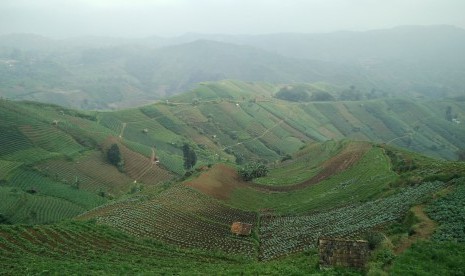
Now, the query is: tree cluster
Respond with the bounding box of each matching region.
[183,143,197,170]
[107,144,124,172]
[238,162,269,181]
[275,86,310,102]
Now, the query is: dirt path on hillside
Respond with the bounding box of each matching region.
[394,205,437,254]
[246,142,371,192]
[119,122,127,139]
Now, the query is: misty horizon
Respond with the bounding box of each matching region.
[2,0,465,38]
[1,24,465,40]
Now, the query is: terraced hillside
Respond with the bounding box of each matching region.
[121,80,465,164]
[1,84,465,274]
[0,99,172,225]
[1,81,464,224]
[79,140,465,261]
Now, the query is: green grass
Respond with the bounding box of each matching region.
[229,146,397,214]
[0,186,87,224]
[254,140,343,186]
[10,169,106,210]
[390,241,465,275]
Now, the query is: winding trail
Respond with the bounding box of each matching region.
[133,147,157,182]
[394,205,437,254]
[386,133,412,145]
[119,122,127,139]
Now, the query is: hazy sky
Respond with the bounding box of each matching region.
[2,0,465,38]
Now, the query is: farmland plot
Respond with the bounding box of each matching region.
[259,181,447,260]
[79,185,258,257]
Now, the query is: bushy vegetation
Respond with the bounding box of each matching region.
[107,143,124,172]
[275,86,310,102]
[238,162,269,181]
[390,241,465,275]
[182,143,197,170]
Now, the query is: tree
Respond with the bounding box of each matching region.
[238,162,269,181]
[310,91,335,101]
[275,86,310,102]
[182,143,197,170]
[445,106,453,121]
[339,85,362,101]
[107,144,124,172]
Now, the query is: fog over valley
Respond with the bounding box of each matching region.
[1,1,465,275]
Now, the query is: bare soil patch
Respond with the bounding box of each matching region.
[185,164,246,200]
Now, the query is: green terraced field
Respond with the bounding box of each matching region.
[1,81,465,274]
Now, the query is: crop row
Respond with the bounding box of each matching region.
[0,222,235,274]
[259,181,447,260]
[85,185,257,257]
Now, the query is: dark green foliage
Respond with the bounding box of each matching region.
[445,106,453,121]
[275,86,310,102]
[374,248,396,267]
[385,149,417,173]
[182,143,197,170]
[310,91,335,101]
[339,86,362,101]
[238,162,269,181]
[0,213,10,224]
[107,144,124,172]
[364,231,384,250]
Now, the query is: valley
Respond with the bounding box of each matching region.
[1,79,465,274]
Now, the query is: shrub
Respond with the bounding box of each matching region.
[275,86,310,102]
[238,162,269,181]
[182,143,197,170]
[107,144,124,172]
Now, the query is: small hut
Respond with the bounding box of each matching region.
[231,222,252,236]
[318,238,369,270]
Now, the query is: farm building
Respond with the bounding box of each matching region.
[231,222,252,236]
[318,238,369,270]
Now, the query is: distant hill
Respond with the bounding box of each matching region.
[1,25,465,109]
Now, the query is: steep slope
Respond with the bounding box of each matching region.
[107,80,465,164]
[79,139,465,260]
[1,96,465,273]
[0,99,172,225]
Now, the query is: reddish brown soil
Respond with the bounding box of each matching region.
[185,164,246,200]
[247,142,372,192]
[186,142,371,198]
